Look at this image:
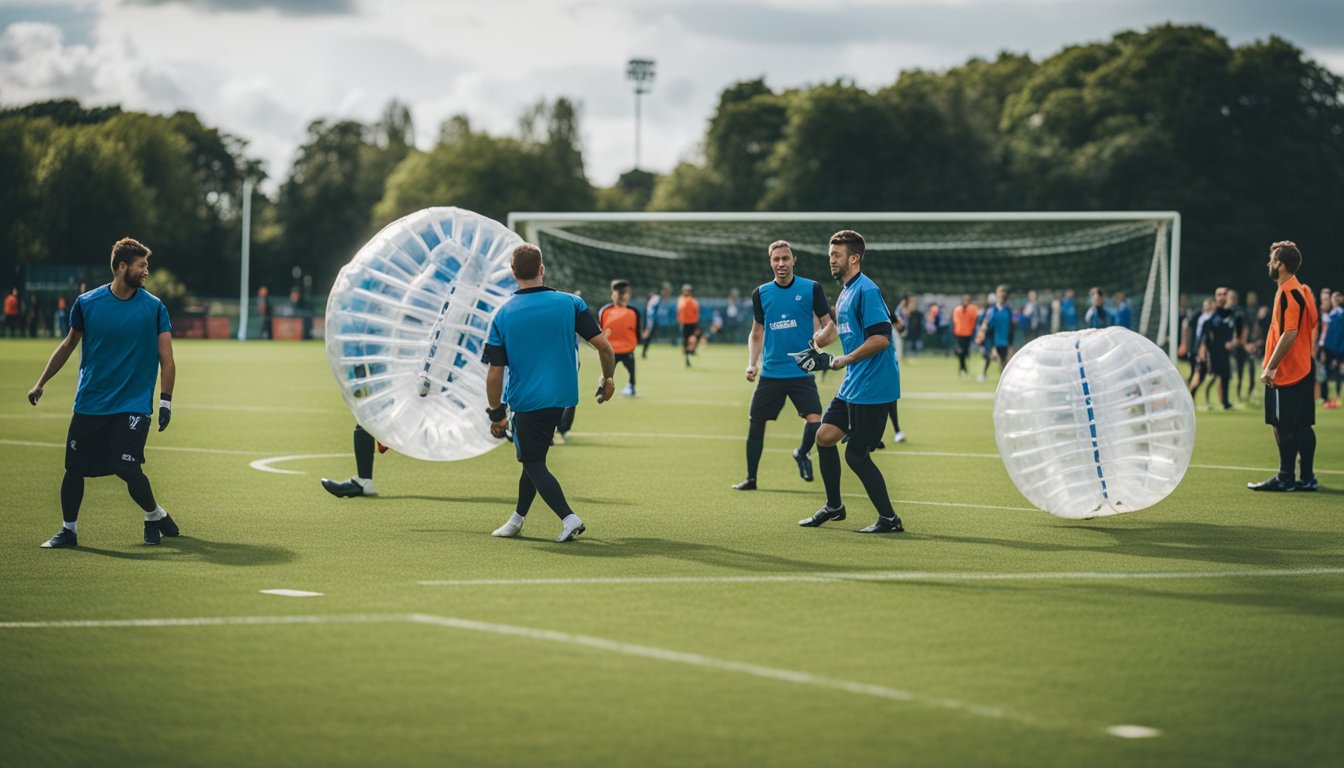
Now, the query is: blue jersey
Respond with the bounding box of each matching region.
[834,273,900,404]
[1115,301,1134,330]
[485,286,598,412]
[1324,306,1344,353]
[753,276,830,379]
[985,304,1012,347]
[69,285,171,416]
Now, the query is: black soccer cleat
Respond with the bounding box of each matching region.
[321,477,370,498]
[792,449,814,482]
[857,516,905,534]
[41,528,78,549]
[1247,475,1296,492]
[1296,476,1320,492]
[799,505,846,527]
[156,513,180,537]
[732,478,757,491]
[144,520,161,545]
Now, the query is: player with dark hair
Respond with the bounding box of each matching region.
[27,237,179,547]
[599,279,641,396]
[484,243,617,541]
[1084,287,1112,329]
[792,229,905,533]
[951,293,978,376]
[677,283,700,367]
[1202,287,1236,410]
[976,285,1012,382]
[1249,241,1320,492]
[733,240,836,491]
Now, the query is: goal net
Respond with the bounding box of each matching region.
[507,212,1181,355]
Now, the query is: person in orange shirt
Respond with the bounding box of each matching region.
[677,283,701,368]
[599,279,641,396]
[1249,240,1321,492]
[950,294,979,376]
[4,287,21,337]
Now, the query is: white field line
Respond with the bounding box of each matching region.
[0,611,1039,730]
[249,454,348,475]
[417,567,1344,588]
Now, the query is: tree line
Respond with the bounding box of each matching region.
[1,23,1340,304]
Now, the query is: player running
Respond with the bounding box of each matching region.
[733,240,836,491]
[599,279,641,396]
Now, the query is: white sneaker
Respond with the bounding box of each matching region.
[892,430,906,444]
[492,513,525,538]
[975,374,987,383]
[552,432,567,445]
[555,514,586,543]
[621,384,636,397]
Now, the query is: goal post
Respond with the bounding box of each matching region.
[507,211,1182,359]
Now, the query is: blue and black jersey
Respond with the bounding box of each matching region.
[69,285,172,416]
[483,286,601,413]
[834,273,900,404]
[752,277,830,379]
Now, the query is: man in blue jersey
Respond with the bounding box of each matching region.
[483,244,617,543]
[733,240,837,490]
[792,230,904,533]
[27,237,179,548]
[976,284,1013,382]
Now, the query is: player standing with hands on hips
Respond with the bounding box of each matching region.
[483,244,617,542]
[27,237,179,548]
[790,230,905,533]
[1249,241,1320,492]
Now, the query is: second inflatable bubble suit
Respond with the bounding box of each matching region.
[324,207,520,461]
[993,327,1196,519]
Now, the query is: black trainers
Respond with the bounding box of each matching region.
[799,505,846,527]
[1248,475,1296,492]
[732,478,757,491]
[1296,476,1320,492]
[321,477,370,498]
[857,516,905,533]
[41,528,78,549]
[792,449,814,482]
[144,520,161,545]
[156,513,180,537]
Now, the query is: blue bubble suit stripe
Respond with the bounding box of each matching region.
[325,207,521,461]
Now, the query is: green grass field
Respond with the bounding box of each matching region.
[1,338,1341,767]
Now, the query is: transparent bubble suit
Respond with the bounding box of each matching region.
[324,207,520,461]
[993,328,1196,518]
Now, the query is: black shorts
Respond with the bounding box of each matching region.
[821,397,892,450]
[750,376,823,421]
[994,345,1010,361]
[1265,371,1315,428]
[955,335,971,355]
[65,412,151,477]
[510,408,563,464]
[1209,352,1231,378]
[681,323,699,341]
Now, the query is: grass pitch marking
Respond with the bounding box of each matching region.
[417,567,1344,587]
[1106,725,1162,738]
[259,589,324,597]
[249,453,349,475]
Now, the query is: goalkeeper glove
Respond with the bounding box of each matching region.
[158,392,172,432]
[788,345,834,373]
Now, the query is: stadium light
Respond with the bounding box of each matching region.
[237,178,252,341]
[625,58,656,170]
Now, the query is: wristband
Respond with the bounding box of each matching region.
[160,392,172,409]
[486,404,508,422]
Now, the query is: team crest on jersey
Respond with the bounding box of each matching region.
[794,295,802,301]
[69,440,77,451]
[128,415,142,430]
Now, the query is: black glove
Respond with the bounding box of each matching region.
[788,345,833,373]
[158,392,172,432]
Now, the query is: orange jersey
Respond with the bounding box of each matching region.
[677,295,700,324]
[599,303,641,354]
[3,294,18,317]
[1264,276,1318,386]
[951,303,979,337]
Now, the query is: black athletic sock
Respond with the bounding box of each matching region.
[1275,427,1298,481]
[845,442,897,519]
[746,419,766,479]
[798,421,819,456]
[516,469,537,516]
[1298,427,1316,480]
[818,445,842,509]
[957,351,967,374]
[888,403,900,433]
[354,425,375,479]
[117,468,157,513]
[558,406,576,434]
[60,471,83,523]
[622,356,636,386]
[522,460,574,520]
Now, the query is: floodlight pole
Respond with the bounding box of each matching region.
[237,178,253,341]
[626,58,656,170]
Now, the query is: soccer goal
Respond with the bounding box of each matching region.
[506,211,1181,357]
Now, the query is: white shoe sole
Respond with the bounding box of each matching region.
[555,524,585,543]
[492,524,522,537]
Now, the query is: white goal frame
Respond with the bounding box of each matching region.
[507,211,1181,360]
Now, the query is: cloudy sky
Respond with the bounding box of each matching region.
[2,0,1341,189]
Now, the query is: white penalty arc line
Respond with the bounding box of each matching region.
[249,453,349,475]
[0,611,1048,731]
[417,567,1344,587]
